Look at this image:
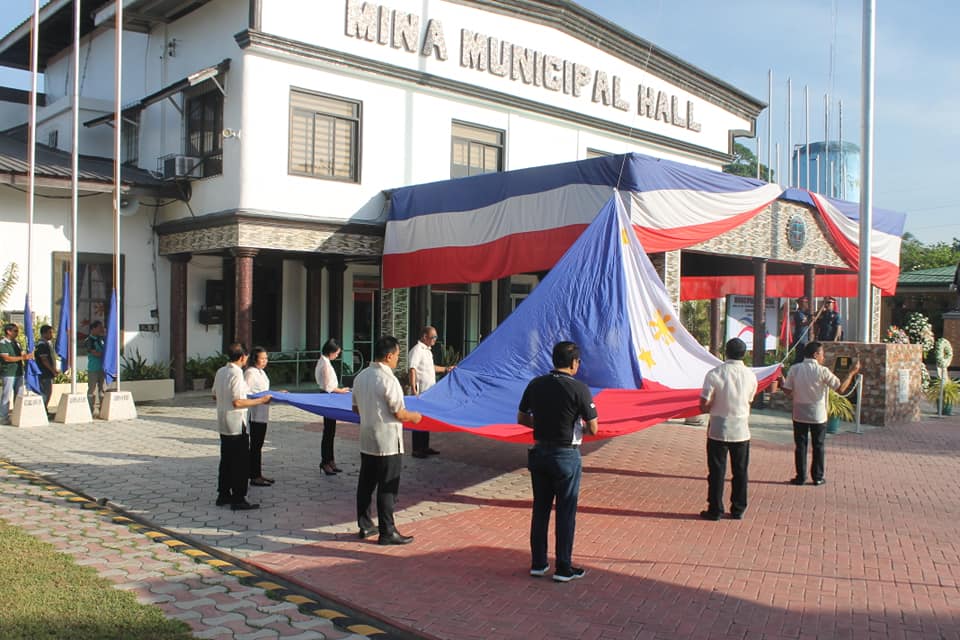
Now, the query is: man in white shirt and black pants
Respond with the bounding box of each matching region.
[408,326,452,458]
[699,338,757,521]
[212,343,272,511]
[782,341,860,486]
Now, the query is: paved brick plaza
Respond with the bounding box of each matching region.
[1,397,958,639]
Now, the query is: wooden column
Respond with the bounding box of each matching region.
[804,263,816,308]
[231,247,258,350]
[168,253,191,392]
[496,276,512,325]
[709,297,722,357]
[304,259,323,350]
[752,258,768,367]
[327,261,346,341]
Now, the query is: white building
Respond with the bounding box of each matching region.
[0,0,767,388]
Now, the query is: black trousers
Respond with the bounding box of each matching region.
[321,417,337,465]
[793,421,827,482]
[249,421,267,479]
[706,438,749,516]
[411,430,430,451]
[218,432,250,504]
[356,453,402,535]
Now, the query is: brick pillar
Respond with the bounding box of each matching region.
[231,247,258,350]
[752,258,767,366]
[327,261,346,341]
[304,259,323,351]
[168,253,191,392]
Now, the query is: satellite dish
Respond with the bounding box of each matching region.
[118,198,141,217]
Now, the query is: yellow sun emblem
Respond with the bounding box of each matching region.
[621,228,629,245]
[649,310,677,345]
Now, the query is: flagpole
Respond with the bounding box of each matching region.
[70,0,80,393]
[787,77,793,187]
[857,0,876,342]
[112,0,123,388]
[766,69,773,182]
[25,0,40,396]
[838,98,845,199]
[804,85,810,190]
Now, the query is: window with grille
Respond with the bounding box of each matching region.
[185,88,223,177]
[451,121,504,178]
[122,111,140,166]
[289,89,361,182]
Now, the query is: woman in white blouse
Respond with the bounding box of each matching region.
[315,338,350,476]
[244,347,275,487]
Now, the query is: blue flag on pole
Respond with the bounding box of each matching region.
[54,271,70,370]
[103,288,119,383]
[23,295,43,395]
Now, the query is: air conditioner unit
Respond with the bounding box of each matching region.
[162,155,202,179]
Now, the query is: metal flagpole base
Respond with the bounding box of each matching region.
[100,389,137,421]
[54,392,93,424]
[11,394,49,427]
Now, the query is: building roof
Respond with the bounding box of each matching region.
[0,0,213,71]
[898,265,958,287]
[0,131,180,197]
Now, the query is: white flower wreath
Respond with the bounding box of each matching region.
[934,337,953,369]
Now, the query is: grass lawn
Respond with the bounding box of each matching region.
[0,519,193,640]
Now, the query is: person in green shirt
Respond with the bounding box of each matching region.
[83,321,106,416]
[1,323,34,424]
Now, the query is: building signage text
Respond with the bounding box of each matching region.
[345,1,701,133]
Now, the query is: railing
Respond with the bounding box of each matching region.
[264,349,364,390]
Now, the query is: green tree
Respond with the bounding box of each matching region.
[723,142,774,182]
[899,232,960,271]
[680,300,710,347]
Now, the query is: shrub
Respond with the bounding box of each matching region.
[120,350,170,381]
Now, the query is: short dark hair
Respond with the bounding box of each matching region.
[226,342,247,363]
[552,341,580,369]
[803,341,823,359]
[374,336,400,361]
[322,338,341,357]
[249,346,267,364]
[725,338,747,360]
[40,324,53,335]
[89,320,103,330]
[3,323,16,334]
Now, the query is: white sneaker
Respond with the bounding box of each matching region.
[529,565,549,577]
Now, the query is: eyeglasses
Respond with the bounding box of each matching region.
[427,335,438,340]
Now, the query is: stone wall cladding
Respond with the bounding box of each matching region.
[159,222,382,256]
[689,200,849,268]
[380,287,409,372]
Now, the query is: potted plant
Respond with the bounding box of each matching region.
[826,388,854,433]
[185,355,209,390]
[925,376,960,415]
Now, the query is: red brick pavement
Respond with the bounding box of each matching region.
[249,417,960,640]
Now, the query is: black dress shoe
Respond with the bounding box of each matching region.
[215,496,229,507]
[813,478,826,485]
[411,451,429,459]
[231,500,260,511]
[424,447,440,456]
[790,477,805,485]
[729,512,744,520]
[378,531,414,545]
[358,527,378,539]
[699,510,721,521]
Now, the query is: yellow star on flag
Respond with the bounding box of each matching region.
[649,310,677,345]
[621,228,629,245]
[638,349,656,369]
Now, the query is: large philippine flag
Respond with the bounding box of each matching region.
[267,192,781,442]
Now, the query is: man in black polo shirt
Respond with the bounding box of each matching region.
[517,341,598,583]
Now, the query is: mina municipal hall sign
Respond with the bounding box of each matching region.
[345,0,703,133]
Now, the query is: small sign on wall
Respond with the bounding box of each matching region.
[897,369,911,403]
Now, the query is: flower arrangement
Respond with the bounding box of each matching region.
[902,312,935,357]
[934,337,954,370]
[883,325,910,345]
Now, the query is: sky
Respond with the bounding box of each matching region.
[0,0,956,245]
